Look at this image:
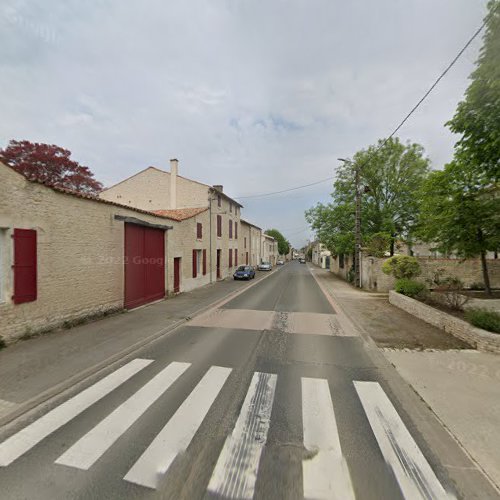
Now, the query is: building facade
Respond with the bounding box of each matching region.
[0,162,177,344]
[100,159,243,287]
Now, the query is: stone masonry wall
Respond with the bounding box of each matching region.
[0,164,174,344]
[389,291,500,353]
[361,255,500,292]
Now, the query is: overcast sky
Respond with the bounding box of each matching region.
[1,0,488,248]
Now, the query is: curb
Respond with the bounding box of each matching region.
[0,266,281,430]
[309,266,500,496]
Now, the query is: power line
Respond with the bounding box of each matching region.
[233,6,495,201]
[234,176,335,200]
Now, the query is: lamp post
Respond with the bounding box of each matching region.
[338,158,362,288]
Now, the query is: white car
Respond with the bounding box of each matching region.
[277,260,284,265]
[258,262,272,271]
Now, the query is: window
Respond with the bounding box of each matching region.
[229,248,233,267]
[235,222,238,239]
[196,222,202,239]
[234,248,238,267]
[12,229,37,304]
[229,202,233,213]
[244,237,247,249]
[192,249,202,278]
[217,215,222,237]
[229,219,233,239]
[217,194,221,207]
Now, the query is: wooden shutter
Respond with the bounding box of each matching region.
[192,249,197,278]
[229,248,232,268]
[235,249,238,267]
[229,220,233,239]
[217,215,222,237]
[235,222,238,239]
[197,223,202,239]
[12,229,37,304]
[202,249,207,275]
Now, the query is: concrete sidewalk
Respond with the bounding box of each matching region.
[313,267,500,492]
[0,270,275,423]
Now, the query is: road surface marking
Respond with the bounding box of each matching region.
[0,358,153,466]
[124,366,232,489]
[301,378,355,500]
[55,361,190,470]
[354,381,455,500]
[207,371,277,499]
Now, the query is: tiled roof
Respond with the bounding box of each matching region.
[152,207,209,221]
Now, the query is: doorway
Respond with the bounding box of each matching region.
[173,257,181,293]
[216,249,221,279]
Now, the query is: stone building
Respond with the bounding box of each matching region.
[100,159,243,288]
[0,161,177,344]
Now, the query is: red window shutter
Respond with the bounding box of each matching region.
[192,249,197,278]
[197,223,202,239]
[229,220,233,239]
[235,249,238,267]
[235,222,238,239]
[229,249,232,268]
[202,249,207,275]
[12,229,37,304]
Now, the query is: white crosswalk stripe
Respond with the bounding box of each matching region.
[56,361,190,470]
[301,377,355,500]
[354,381,455,500]
[0,358,153,467]
[0,359,455,498]
[207,371,277,499]
[124,365,232,489]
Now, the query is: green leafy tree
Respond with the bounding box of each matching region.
[306,137,430,256]
[416,161,500,294]
[264,229,290,256]
[446,1,500,181]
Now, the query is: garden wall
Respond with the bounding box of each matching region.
[389,291,500,353]
[361,255,500,292]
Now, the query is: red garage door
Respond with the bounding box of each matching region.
[124,224,165,309]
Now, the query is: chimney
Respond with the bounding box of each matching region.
[169,158,178,209]
[213,185,223,192]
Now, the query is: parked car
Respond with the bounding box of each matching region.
[258,261,272,271]
[233,265,256,280]
[277,260,284,265]
[299,258,306,264]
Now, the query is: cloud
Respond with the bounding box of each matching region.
[0,0,488,247]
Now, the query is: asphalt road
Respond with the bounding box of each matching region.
[0,262,494,499]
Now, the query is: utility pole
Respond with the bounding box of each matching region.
[339,157,362,288]
[354,162,361,288]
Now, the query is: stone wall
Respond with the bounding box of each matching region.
[389,291,500,353]
[361,255,500,292]
[0,163,175,344]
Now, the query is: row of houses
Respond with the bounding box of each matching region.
[0,159,279,344]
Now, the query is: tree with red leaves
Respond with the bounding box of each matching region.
[0,140,103,194]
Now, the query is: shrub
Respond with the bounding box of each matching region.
[395,278,427,298]
[465,309,500,334]
[439,277,469,311]
[469,282,485,291]
[382,255,421,279]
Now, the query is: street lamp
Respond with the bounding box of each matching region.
[338,158,362,288]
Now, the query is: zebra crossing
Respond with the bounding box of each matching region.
[0,358,455,499]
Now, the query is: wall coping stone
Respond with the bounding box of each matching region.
[389,290,500,354]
